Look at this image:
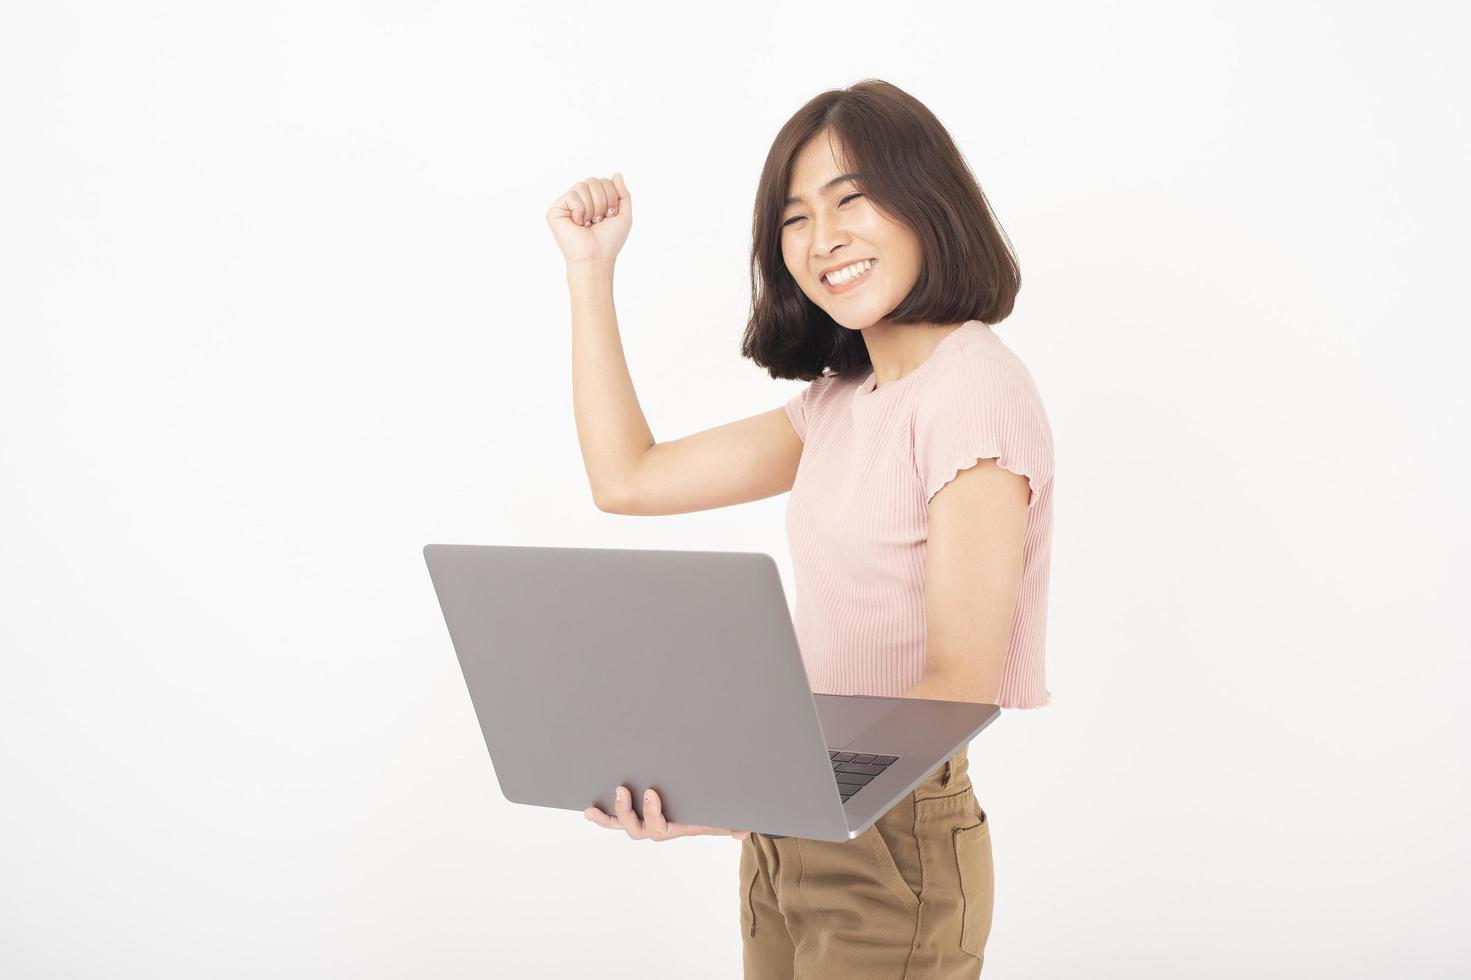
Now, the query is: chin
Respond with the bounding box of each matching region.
[826,304,886,331]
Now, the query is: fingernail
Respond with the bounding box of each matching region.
[606,207,614,217]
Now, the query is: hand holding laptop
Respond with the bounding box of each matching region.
[424,545,1000,842]
[584,784,751,841]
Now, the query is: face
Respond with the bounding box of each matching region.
[779,132,922,330]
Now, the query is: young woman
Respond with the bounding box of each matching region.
[545,78,1053,978]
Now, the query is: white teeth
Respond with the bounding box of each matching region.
[825,259,873,285]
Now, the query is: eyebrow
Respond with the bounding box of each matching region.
[783,173,861,207]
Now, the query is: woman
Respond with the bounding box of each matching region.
[545,78,1053,978]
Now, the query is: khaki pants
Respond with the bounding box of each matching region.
[738,746,994,978]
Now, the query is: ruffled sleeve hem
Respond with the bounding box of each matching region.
[914,354,1054,507]
[923,452,1046,506]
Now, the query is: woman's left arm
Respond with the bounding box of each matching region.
[903,458,1031,704]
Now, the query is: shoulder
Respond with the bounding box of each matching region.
[813,369,856,393]
[918,343,1049,426]
[793,369,857,408]
[913,342,1055,502]
[785,370,857,442]
[807,369,842,393]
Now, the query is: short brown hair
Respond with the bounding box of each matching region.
[741,79,1021,381]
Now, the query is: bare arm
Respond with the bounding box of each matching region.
[902,458,1031,704]
[566,260,801,516]
[565,259,657,511]
[553,174,802,518]
[610,405,802,515]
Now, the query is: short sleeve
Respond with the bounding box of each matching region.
[783,373,837,445]
[784,388,808,443]
[914,354,1054,505]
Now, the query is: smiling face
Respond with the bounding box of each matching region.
[779,131,922,331]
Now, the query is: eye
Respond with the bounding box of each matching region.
[781,193,864,228]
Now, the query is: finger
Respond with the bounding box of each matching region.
[585,177,608,223]
[562,189,588,228]
[572,182,595,227]
[596,177,619,219]
[613,785,645,838]
[643,789,669,840]
[611,172,631,215]
[584,805,617,829]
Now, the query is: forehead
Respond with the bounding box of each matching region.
[784,135,857,205]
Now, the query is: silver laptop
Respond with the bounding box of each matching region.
[422,543,999,842]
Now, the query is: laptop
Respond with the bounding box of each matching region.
[422,543,1000,842]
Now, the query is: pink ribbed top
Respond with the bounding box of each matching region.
[782,319,1054,709]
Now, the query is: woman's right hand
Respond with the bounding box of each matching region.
[585,785,751,841]
[546,172,632,268]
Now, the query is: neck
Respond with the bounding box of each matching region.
[861,321,965,388]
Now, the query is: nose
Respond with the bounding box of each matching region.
[812,211,851,266]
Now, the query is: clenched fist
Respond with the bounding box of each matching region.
[546,172,632,267]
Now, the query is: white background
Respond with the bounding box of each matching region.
[3,1,1468,977]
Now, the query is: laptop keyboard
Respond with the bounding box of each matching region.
[830,749,898,804]
[756,751,902,839]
